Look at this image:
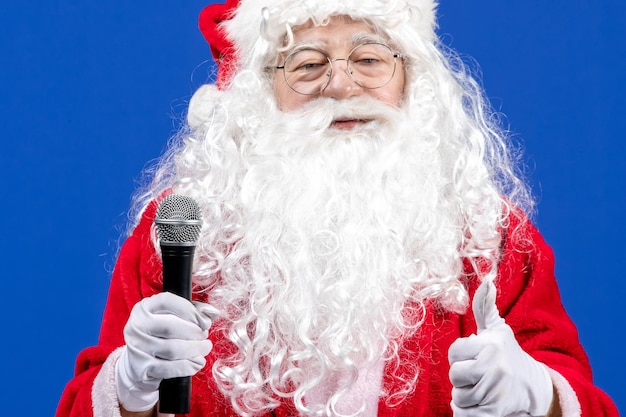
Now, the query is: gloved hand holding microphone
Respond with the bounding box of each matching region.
[115,194,219,413]
[115,292,219,412]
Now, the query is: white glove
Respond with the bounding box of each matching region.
[448,280,554,417]
[114,292,219,412]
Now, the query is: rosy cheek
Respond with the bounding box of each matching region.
[278,93,312,111]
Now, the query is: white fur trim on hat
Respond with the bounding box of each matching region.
[223,0,438,70]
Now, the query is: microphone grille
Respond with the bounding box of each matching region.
[155,194,203,245]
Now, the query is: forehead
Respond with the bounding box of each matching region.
[288,16,384,49]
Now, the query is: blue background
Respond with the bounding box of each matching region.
[1,1,623,414]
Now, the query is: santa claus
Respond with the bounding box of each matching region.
[56,0,618,416]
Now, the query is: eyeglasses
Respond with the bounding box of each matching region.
[273,42,403,96]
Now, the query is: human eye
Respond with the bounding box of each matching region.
[297,61,326,71]
[354,56,381,65]
[285,50,328,73]
[350,44,392,66]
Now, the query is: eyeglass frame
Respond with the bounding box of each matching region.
[270,42,405,96]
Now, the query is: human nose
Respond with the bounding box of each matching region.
[320,58,364,100]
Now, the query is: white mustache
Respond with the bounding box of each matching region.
[284,96,403,131]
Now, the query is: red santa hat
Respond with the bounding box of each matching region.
[199,0,239,89]
[199,0,438,89]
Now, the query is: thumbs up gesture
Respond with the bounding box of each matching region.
[448,280,554,416]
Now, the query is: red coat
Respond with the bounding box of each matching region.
[55,201,618,416]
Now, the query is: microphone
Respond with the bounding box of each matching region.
[154,194,203,414]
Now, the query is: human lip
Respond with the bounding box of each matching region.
[330,118,372,130]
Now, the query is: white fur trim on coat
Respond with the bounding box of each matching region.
[92,347,124,417]
[92,347,174,417]
[547,368,582,417]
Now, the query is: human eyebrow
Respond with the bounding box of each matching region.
[279,34,391,59]
[350,33,389,46]
[285,41,327,54]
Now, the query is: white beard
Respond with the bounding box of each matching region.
[189,95,470,415]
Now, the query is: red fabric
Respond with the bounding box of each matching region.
[199,0,240,89]
[55,201,619,416]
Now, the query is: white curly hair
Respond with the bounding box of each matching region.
[130,1,534,415]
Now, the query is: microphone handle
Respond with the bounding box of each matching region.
[158,244,195,414]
